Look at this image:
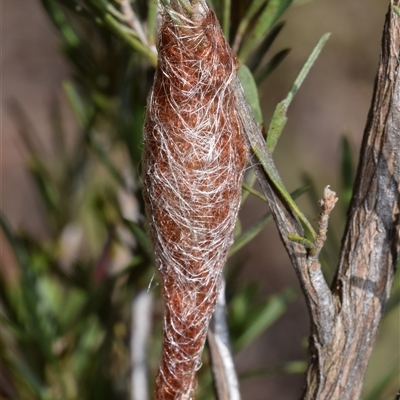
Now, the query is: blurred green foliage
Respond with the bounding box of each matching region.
[1,1,398,399]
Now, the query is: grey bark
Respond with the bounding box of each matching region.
[236,1,400,399]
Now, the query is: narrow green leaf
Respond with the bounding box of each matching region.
[234,288,296,350]
[0,315,30,341]
[233,185,310,256]
[364,362,400,400]
[250,142,316,239]
[67,0,157,65]
[30,161,60,212]
[0,215,33,286]
[242,183,268,203]
[229,212,273,257]
[238,64,263,124]
[87,132,126,187]
[290,184,311,199]
[241,170,258,204]
[287,234,315,249]
[56,0,91,17]
[285,33,331,106]
[240,360,307,379]
[340,135,354,210]
[266,33,330,152]
[10,359,48,397]
[255,48,290,85]
[239,0,293,62]
[7,101,45,158]
[55,287,87,329]
[50,96,67,161]
[232,0,268,53]
[229,283,259,324]
[40,0,80,47]
[0,270,23,330]
[247,21,286,73]
[222,0,231,39]
[63,80,89,127]
[102,13,157,66]
[393,5,400,17]
[147,0,158,45]
[385,289,400,316]
[385,271,400,316]
[266,101,287,153]
[207,0,215,9]
[9,108,62,214]
[125,220,151,252]
[0,214,55,362]
[72,316,105,376]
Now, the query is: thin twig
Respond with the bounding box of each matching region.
[309,185,338,258]
[207,280,241,400]
[131,290,153,400]
[119,0,150,46]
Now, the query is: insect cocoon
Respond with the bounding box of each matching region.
[143,2,247,398]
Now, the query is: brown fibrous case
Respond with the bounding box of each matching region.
[143,4,247,399]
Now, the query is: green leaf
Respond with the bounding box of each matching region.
[249,129,316,238]
[222,0,231,39]
[57,288,87,329]
[255,48,290,85]
[266,101,287,153]
[87,132,126,187]
[340,135,355,210]
[232,185,310,256]
[0,214,55,362]
[266,33,330,152]
[9,358,49,398]
[240,360,307,379]
[0,269,22,330]
[364,362,400,400]
[241,170,258,204]
[63,80,89,127]
[393,5,400,17]
[247,21,286,73]
[207,0,216,8]
[242,183,268,203]
[29,160,60,212]
[239,0,293,62]
[99,0,157,62]
[229,283,259,322]
[283,33,331,106]
[125,220,151,252]
[0,315,30,342]
[238,64,263,124]
[147,0,158,45]
[290,184,311,199]
[232,288,296,351]
[55,0,92,17]
[229,212,273,256]
[72,316,105,376]
[7,101,45,158]
[385,270,400,316]
[40,0,80,47]
[49,96,67,161]
[232,0,268,53]
[385,289,400,316]
[287,234,315,249]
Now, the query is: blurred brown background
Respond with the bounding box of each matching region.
[2,0,397,399]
